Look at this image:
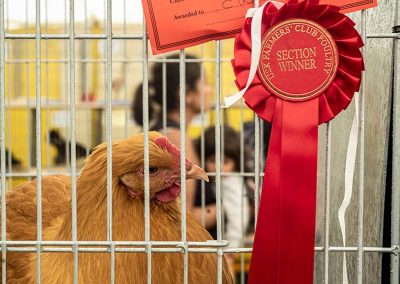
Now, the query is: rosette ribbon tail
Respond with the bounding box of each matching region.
[248,98,319,284]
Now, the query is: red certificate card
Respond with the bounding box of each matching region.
[322,0,377,13]
[141,0,377,55]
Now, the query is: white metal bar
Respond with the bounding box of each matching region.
[5,246,396,255]
[35,0,42,281]
[240,183,245,284]
[111,243,116,283]
[45,0,50,171]
[0,101,238,109]
[2,171,267,179]
[260,120,264,169]
[0,0,6,281]
[162,61,167,136]
[391,0,400,282]
[64,0,70,171]
[220,55,226,240]
[5,58,233,64]
[68,0,78,283]
[179,49,189,284]
[142,19,152,284]
[25,0,32,173]
[123,0,129,138]
[239,77,245,284]
[6,247,233,253]
[3,240,229,246]
[367,34,400,38]
[3,33,399,40]
[0,241,394,252]
[105,0,114,282]
[5,33,143,40]
[3,246,397,253]
[2,170,267,179]
[254,0,261,228]
[4,246,398,254]
[83,0,91,155]
[221,247,398,253]
[324,123,331,284]
[215,40,223,284]
[199,45,206,226]
[5,0,12,192]
[357,10,366,284]
[254,117,260,225]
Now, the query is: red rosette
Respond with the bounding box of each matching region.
[232,0,364,124]
[230,1,364,283]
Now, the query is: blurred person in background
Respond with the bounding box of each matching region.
[132,54,216,229]
[194,125,250,278]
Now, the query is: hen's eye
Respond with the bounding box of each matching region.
[149,167,159,174]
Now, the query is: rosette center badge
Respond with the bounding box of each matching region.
[259,19,339,101]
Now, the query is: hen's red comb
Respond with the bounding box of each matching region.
[154,136,191,169]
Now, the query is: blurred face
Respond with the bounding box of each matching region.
[186,77,212,114]
[205,156,236,173]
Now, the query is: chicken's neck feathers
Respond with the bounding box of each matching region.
[53,173,183,242]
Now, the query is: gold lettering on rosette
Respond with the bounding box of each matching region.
[262,62,274,80]
[272,24,336,75]
[258,19,339,101]
[314,35,335,75]
[276,47,317,72]
[263,26,292,61]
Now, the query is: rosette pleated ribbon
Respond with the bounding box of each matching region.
[225,0,364,283]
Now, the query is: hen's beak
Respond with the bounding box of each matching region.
[186,164,209,182]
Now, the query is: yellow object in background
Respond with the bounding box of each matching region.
[185,40,255,139]
[5,25,101,172]
[4,22,256,189]
[5,27,62,170]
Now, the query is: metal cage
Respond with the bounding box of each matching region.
[0,0,399,283]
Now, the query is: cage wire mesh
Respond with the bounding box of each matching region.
[0,0,399,283]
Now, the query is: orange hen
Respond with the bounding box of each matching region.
[5,175,72,282]
[6,132,233,283]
